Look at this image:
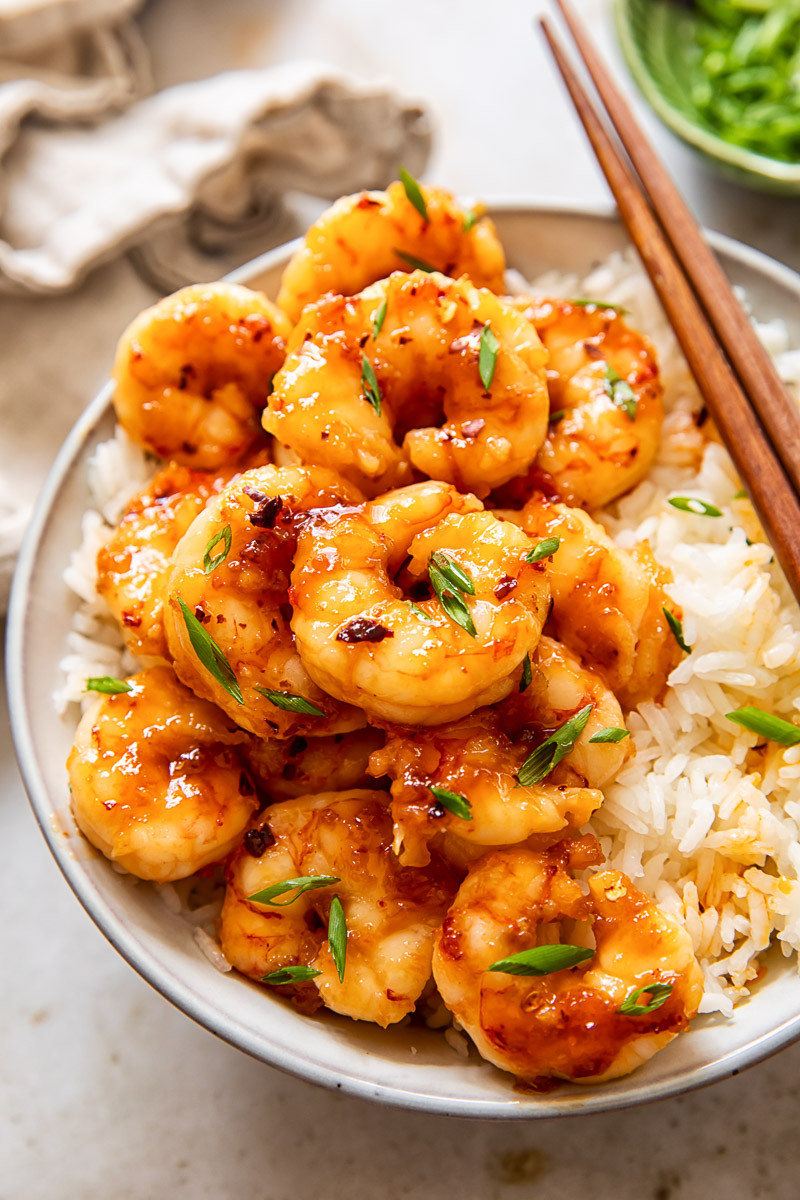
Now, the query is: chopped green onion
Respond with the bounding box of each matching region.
[519,653,532,693]
[262,965,321,986]
[603,363,637,420]
[429,550,475,595]
[248,875,340,907]
[408,600,433,622]
[726,706,800,746]
[430,785,472,821]
[395,249,435,273]
[516,704,594,786]
[668,496,723,517]
[177,596,243,704]
[428,562,476,637]
[462,209,479,232]
[663,607,691,655]
[527,537,560,564]
[569,297,629,314]
[85,676,132,695]
[618,982,673,1016]
[733,488,748,500]
[253,686,324,717]
[361,355,382,416]
[549,409,566,423]
[398,167,428,220]
[488,944,594,977]
[203,525,232,574]
[479,323,500,392]
[372,298,388,339]
[328,896,347,983]
[588,726,630,744]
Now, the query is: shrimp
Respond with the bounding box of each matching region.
[218,790,458,1026]
[509,497,682,708]
[369,637,626,867]
[289,482,551,725]
[264,271,550,498]
[113,283,291,470]
[433,838,704,1084]
[97,462,236,660]
[502,297,663,510]
[277,181,506,322]
[67,666,257,882]
[164,464,366,739]
[246,726,385,802]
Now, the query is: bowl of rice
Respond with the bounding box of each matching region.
[9,200,800,1117]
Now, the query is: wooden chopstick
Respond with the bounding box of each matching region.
[554,0,800,499]
[539,17,800,605]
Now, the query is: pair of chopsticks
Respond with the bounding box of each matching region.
[540,1,800,605]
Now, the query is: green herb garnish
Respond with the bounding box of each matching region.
[569,297,629,314]
[253,686,324,717]
[588,727,630,744]
[516,704,594,786]
[248,875,341,907]
[479,323,500,392]
[618,982,673,1016]
[519,653,532,693]
[395,249,435,273]
[372,298,387,339]
[408,600,433,622]
[177,596,243,704]
[462,209,479,232]
[429,550,475,595]
[668,496,723,517]
[328,895,347,983]
[203,525,232,574]
[603,363,637,420]
[361,355,382,416]
[549,409,566,423]
[527,537,560,564]
[663,607,691,655]
[430,786,472,821]
[399,167,428,220]
[262,965,322,986]
[488,944,594,977]
[726,706,800,746]
[85,676,132,695]
[428,557,476,638]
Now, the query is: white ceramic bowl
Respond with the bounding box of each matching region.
[9,202,800,1118]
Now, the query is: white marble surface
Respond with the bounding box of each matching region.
[4,1,800,1195]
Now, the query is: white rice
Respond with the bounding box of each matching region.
[58,248,800,1020]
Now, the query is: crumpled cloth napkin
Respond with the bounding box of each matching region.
[0,4,431,609]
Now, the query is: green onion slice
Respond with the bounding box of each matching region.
[361,355,382,416]
[248,875,341,907]
[479,323,500,392]
[429,550,475,595]
[663,607,691,655]
[262,965,321,986]
[519,653,532,693]
[177,596,243,704]
[372,298,387,339]
[618,982,673,1016]
[726,706,800,747]
[569,297,629,314]
[603,363,637,420]
[488,944,594,977]
[430,786,472,821]
[527,537,560,564]
[668,496,723,517]
[428,562,476,638]
[328,895,347,983]
[203,525,232,574]
[588,727,630,744]
[408,600,433,622]
[399,167,428,220]
[516,704,594,786]
[395,249,435,273]
[462,209,479,232]
[253,686,324,717]
[85,676,132,695]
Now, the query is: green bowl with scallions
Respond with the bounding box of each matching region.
[615,0,800,195]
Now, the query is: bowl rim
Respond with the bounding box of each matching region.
[9,197,800,1119]
[613,0,800,185]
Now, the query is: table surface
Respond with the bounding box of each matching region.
[4,2,800,1196]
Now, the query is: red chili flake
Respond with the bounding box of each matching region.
[244,827,274,858]
[494,575,517,600]
[194,605,210,623]
[460,418,485,439]
[336,617,394,644]
[245,488,283,529]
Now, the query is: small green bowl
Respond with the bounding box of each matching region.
[614,0,800,195]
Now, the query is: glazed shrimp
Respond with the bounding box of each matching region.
[218,790,458,1026]
[164,464,366,739]
[433,839,704,1084]
[509,497,682,709]
[277,181,505,321]
[503,297,663,510]
[67,666,257,882]
[370,637,626,867]
[246,726,385,802]
[264,271,550,497]
[113,283,290,470]
[289,483,551,725]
